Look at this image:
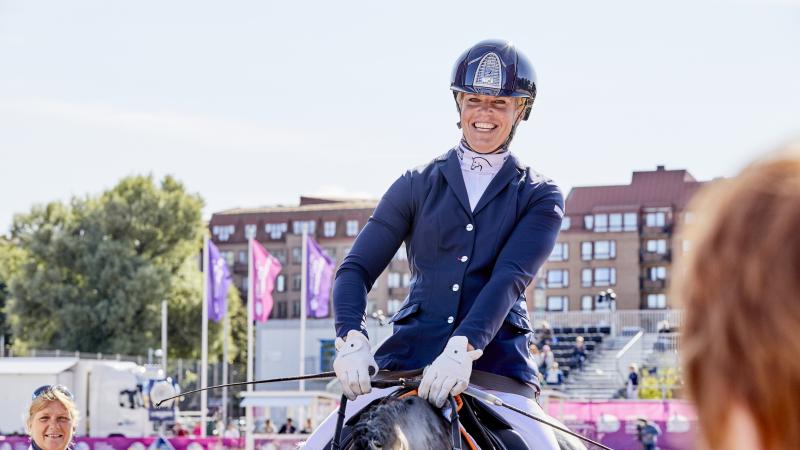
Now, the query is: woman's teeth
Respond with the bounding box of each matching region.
[474,122,496,130]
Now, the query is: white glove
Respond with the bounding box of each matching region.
[418,336,483,407]
[333,330,379,401]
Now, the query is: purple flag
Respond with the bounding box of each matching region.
[207,241,232,322]
[252,239,282,323]
[306,236,334,318]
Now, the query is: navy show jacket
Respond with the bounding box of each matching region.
[333,147,564,387]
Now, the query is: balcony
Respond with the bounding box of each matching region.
[640,278,667,291]
[641,224,673,238]
[640,250,672,264]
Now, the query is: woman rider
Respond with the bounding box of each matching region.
[327,39,564,448]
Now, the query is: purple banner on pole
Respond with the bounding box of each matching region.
[306,236,334,318]
[207,240,232,322]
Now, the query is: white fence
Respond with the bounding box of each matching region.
[531,310,683,336]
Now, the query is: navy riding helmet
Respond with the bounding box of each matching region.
[450,39,537,121]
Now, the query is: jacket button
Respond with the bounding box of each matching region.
[452,284,460,292]
[465,224,474,231]
[460,256,468,262]
[447,316,454,324]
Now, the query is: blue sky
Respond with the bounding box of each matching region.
[1,0,799,232]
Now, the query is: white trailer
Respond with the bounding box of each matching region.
[0,357,149,437]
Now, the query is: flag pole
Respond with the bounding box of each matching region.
[300,228,308,393]
[222,309,229,427]
[246,238,255,450]
[201,235,209,437]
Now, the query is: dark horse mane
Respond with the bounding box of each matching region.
[347,395,451,450]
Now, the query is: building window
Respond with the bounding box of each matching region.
[646,239,668,254]
[277,301,287,319]
[594,214,608,232]
[293,220,316,235]
[645,211,667,227]
[323,221,336,238]
[593,240,616,260]
[276,275,286,293]
[292,300,301,318]
[387,299,402,314]
[292,274,302,291]
[609,213,622,232]
[548,242,569,262]
[560,217,571,231]
[581,269,593,287]
[546,296,568,312]
[584,215,594,230]
[581,295,593,311]
[402,273,411,287]
[213,225,235,242]
[221,251,235,268]
[546,269,569,289]
[387,272,401,288]
[624,213,638,231]
[238,250,247,264]
[265,223,287,240]
[346,220,360,237]
[244,224,257,240]
[649,266,667,280]
[394,244,408,261]
[647,294,667,309]
[268,248,287,265]
[324,247,337,259]
[594,268,616,287]
[291,247,302,265]
[581,242,593,261]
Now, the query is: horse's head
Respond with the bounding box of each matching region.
[349,395,451,450]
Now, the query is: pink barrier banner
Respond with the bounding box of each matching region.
[0,437,305,450]
[545,400,698,450]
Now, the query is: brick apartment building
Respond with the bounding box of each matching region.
[208,196,412,320]
[527,165,706,312]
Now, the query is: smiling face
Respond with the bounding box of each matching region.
[459,93,524,153]
[28,401,73,450]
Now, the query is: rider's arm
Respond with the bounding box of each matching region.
[334,172,413,339]
[454,182,564,350]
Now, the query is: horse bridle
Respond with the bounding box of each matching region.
[331,379,463,450]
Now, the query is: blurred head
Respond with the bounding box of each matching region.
[25,385,78,450]
[576,336,584,344]
[529,343,539,354]
[675,144,800,450]
[542,345,551,353]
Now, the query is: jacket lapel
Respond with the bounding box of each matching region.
[439,149,473,218]
[472,153,525,216]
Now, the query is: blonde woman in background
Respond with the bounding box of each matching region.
[675,144,800,450]
[24,385,79,450]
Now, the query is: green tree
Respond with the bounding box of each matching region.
[2,175,245,357]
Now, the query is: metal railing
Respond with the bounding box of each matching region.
[531,310,683,336]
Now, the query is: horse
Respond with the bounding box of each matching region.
[310,370,597,450]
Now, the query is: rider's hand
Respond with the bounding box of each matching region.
[333,330,379,401]
[418,336,483,407]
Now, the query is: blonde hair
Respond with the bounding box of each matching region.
[25,387,80,433]
[674,144,800,450]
